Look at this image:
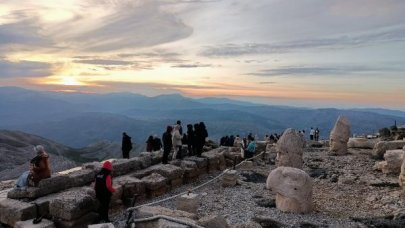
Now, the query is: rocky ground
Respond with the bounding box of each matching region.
[111,147,405,227]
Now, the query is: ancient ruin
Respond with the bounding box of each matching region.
[329,116,351,155]
[275,128,305,169]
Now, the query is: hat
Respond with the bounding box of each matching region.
[102,161,113,171]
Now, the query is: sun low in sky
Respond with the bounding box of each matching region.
[0,0,404,110]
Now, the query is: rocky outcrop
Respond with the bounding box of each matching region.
[266,167,312,213]
[373,140,405,159]
[329,116,351,155]
[399,146,405,189]
[375,150,404,174]
[276,129,305,169]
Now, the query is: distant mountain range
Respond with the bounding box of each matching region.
[1,86,404,149]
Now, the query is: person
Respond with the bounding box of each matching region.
[94,161,116,223]
[176,120,183,135]
[152,135,162,151]
[16,145,51,188]
[122,132,133,159]
[197,122,208,157]
[193,123,201,156]
[162,126,173,164]
[244,138,257,159]
[315,128,320,141]
[228,135,235,147]
[30,145,51,186]
[234,135,244,148]
[146,135,154,152]
[186,124,194,156]
[172,124,183,160]
[309,127,315,141]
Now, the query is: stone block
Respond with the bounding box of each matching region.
[184,156,208,169]
[150,151,163,165]
[202,151,222,172]
[373,141,405,159]
[112,158,143,177]
[49,187,97,221]
[348,138,378,149]
[176,193,199,214]
[115,176,146,200]
[54,212,98,228]
[135,206,197,221]
[197,215,230,228]
[0,198,36,226]
[148,186,167,198]
[132,168,154,179]
[82,162,102,171]
[141,173,167,191]
[138,153,153,169]
[149,164,184,181]
[111,184,123,206]
[67,168,97,187]
[222,170,238,187]
[170,178,183,189]
[15,219,55,228]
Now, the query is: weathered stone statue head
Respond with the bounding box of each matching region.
[276,128,305,169]
[329,116,351,155]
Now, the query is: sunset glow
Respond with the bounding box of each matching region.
[0,0,404,110]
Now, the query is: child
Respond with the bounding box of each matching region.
[94,161,116,222]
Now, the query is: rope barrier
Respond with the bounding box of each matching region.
[125,149,266,225]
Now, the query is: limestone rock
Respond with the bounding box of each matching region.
[348,138,378,149]
[138,154,153,169]
[54,212,98,228]
[276,128,305,169]
[135,205,197,221]
[141,173,167,197]
[49,187,97,221]
[398,146,405,189]
[176,193,199,214]
[373,141,405,159]
[329,116,351,155]
[15,219,55,228]
[88,223,115,228]
[111,158,143,176]
[266,167,312,213]
[222,170,238,187]
[0,198,36,226]
[380,150,404,174]
[197,215,230,228]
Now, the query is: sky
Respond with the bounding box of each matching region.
[0,0,404,110]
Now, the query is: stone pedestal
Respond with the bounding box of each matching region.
[222,170,238,187]
[176,193,199,214]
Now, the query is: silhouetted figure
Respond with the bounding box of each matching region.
[172,124,182,160]
[153,135,162,151]
[220,136,226,146]
[94,161,115,223]
[146,135,154,152]
[122,132,133,159]
[194,123,202,156]
[228,135,235,146]
[176,120,183,135]
[242,137,247,149]
[187,124,194,156]
[315,128,320,141]
[310,127,315,140]
[162,126,173,164]
[198,122,208,156]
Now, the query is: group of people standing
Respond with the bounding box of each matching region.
[309,127,320,141]
[219,133,257,159]
[162,120,208,164]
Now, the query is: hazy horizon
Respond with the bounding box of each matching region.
[0,0,404,110]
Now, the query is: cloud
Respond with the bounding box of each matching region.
[73,59,133,66]
[171,62,214,68]
[258,81,276,84]
[247,65,400,77]
[65,1,193,52]
[0,60,53,78]
[200,25,405,57]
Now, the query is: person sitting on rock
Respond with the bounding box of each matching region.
[244,138,257,159]
[28,145,51,187]
[94,161,116,223]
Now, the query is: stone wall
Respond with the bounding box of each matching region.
[1,148,233,227]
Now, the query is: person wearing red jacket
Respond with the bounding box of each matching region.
[94,161,116,223]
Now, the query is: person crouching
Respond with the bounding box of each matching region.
[94,161,116,223]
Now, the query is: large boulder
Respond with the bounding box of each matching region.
[266,167,312,213]
[329,116,351,155]
[348,138,378,149]
[0,198,36,226]
[276,129,305,169]
[376,150,404,174]
[373,141,405,159]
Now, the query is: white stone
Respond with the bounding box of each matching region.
[381,150,404,174]
[15,219,55,228]
[176,193,199,214]
[329,116,351,155]
[276,128,305,169]
[88,223,115,228]
[266,167,312,213]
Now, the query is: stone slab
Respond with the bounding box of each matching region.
[54,212,98,228]
[141,173,167,191]
[0,198,36,226]
[15,219,55,228]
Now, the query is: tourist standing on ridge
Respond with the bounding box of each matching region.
[94,161,116,223]
[152,134,162,151]
[122,132,133,159]
[162,126,173,164]
[187,124,194,156]
[146,135,154,152]
[176,120,183,135]
[172,124,183,160]
[315,128,320,141]
[309,127,315,141]
[197,122,208,157]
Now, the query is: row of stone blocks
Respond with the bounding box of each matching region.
[1,147,238,227]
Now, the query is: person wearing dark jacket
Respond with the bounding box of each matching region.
[152,135,162,151]
[198,122,208,156]
[94,161,116,222]
[146,135,154,152]
[162,126,173,164]
[122,132,132,158]
[186,124,194,156]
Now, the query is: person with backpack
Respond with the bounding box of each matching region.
[94,161,116,223]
